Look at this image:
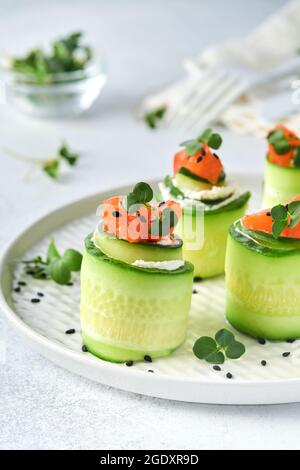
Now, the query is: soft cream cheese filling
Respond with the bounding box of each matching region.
[132,259,184,271]
[159,178,239,211]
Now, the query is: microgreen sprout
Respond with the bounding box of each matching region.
[193,328,246,364]
[180,128,223,156]
[144,106,166,129]
[11,32,93,85]
[271,200,300,238]
[22,239,82,285]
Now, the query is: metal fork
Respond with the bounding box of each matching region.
[163,55,300,131]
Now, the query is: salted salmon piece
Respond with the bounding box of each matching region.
[101,196,182,243]
[173,143,224,185]
[242,196,300,239]
[268,124,300,167]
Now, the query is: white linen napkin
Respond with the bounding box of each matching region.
[143,0,300,136]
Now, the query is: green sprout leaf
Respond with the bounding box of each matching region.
[163,175,184,199]
[180,128,223,156]
[59,143,78,166]
[294,147,300,168]
[150,207,178,237]
[193,328,246,365]
[215,328,235,348]
[124,182,153,212]
[274,140,291,155]
[144,106,166,129]
[193,337,225,364]
[271,204,288,239]
[49,258,71,285]
[208,133,223,149]
[62,249,83,272]
[22,239,82,285]
[43,159,60,179]
[225,341,246,359]
[47,239,60,263]
[272,219,287,239]
[288,201,300,228]
[267,128,285,144]
[199,128,213,142]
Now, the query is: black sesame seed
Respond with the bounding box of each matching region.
[148,369,154,373]
[213,153,220,160]
[226,373,233,379]
[67,282,74,286]
[18,281,26,286]
[158,201,165,207]
[82,345,88,352]
[201,149,206,156]
[139,215,147,223]
[282,352,290,357]
[193,289,198,294]
[65,328,76,335]
[37,292,44,297]
[14,287,21,293]
[26,270,34,276]
[266,212,272,216]
[258,337,266,345]
[144,355,152,363]
[261,360,267,366]
[31,298,40,303]
[194,276,203,282]
[213,365,221,371]
[196,156,203,163]
[126,360,133,367]
[112,210,121,218]
[286,338,295,344]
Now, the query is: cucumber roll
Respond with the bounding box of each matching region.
[263,125,300,208]
[159,129,251,278]
[80,182,194,363]
[226,196,300,340]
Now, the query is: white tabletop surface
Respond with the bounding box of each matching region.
[1,0,298,450]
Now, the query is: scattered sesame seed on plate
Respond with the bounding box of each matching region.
[65,328,76,335]
[31,298,40,303]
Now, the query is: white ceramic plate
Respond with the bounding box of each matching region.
[2,174,300,405]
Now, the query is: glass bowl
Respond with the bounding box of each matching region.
[1,55,106,118]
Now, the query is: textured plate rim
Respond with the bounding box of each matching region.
[1,175,300,404]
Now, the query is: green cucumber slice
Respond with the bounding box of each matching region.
[263,159,300,208]
[175,171,213,191]
[230,221,300,257]
[226,223,300,339]
[175,195,249,278]
[94,226,183,264]
[80,235,194,362]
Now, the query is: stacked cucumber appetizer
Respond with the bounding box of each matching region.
[226,196,300,340]
[80,182,194,362]
[263,125,300,208]
[159,129,250,278]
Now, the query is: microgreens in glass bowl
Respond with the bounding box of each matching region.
[1,32,106,118]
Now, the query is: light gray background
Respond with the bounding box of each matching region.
[0,0,297,450]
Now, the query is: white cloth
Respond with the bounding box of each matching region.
[144,0,300,136]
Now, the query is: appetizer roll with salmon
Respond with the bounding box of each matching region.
[263,124,300,208]
[226,197,300,340]
[80,182,194,363]
[159,129,250,278]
